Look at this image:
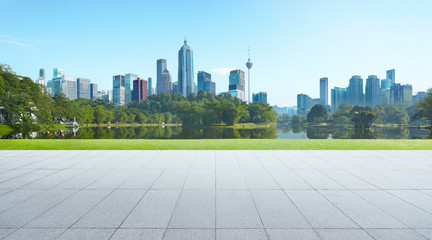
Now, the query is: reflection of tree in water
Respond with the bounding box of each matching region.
[306,128,329,139]
[351,128,376,139]
[238,128,277,139]
[277,126,292,134]
[378,128,409,139]
[93,127,114,139]
[76,128,94,139]
[291,124,304,134]
[330,127,352,139]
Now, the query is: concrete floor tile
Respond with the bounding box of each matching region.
[320,190,405,228]
[316,229,374,240]
[216,190,263,228]
[251,190,310,228]
[110,229,164,240]
[242,170,280,189]
[118,170,162,189]
[25,190,110,228]
[366,229,428,240]
[121,190,181,228]
[267,229,319,240]
[216,170,248,189]
[216,229,268,240]
[3,228,64,240]
[72,190,145,228]
[286,190,358,228]
[164,229,215,240]
[57,229,115,240]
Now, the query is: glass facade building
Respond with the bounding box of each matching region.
[365,75,381,106]
[197,71,216,94]
[348,75,364,106]
[402,84,413,106]
[228,69,245,101]
[90,83,98,100]
[297,93,312,116]
[252,92,268,104]
[133,78,148,102]
[113,75,125,105]
[156,59,172,94]
[124,73,137,104]
[331,87,347,112]
[53,68,65,78]
[148,77,153,96]
[77,78,91,100]
[386,69,395,85]
[52,76,77,100]
[320,77,328,106]
[178,40,195,97]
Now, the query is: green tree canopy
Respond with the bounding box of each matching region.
[306,104,329,123]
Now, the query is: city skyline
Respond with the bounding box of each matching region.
[1,1,432,106]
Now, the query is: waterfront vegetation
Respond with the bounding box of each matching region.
[0,139,431,150]
[0,64,277,132]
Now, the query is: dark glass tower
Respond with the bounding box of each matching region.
[178,39,195,97]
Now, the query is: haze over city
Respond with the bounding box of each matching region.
[1,0,432,106]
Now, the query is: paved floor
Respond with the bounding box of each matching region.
[0,151,431,240]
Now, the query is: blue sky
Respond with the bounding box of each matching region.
[1,0,431,106]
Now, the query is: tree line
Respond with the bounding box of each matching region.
[0,64,277,128]
[278,95,432,129]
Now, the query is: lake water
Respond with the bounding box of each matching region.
[1,126,430,139]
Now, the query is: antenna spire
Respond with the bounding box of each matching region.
[248,47,251,61]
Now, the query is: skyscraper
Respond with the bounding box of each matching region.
[52,76,77,100]
[365,75,381,106]
[39,69,46,80]
[402,84,413,106]
[320,77,328,106]
[53,68,65,78]
[148,77,153,96]
[348,75,364,106]
[246,48,253,103]
[391,83,403,103]
[90,83,98,100]
[113,75,125,105]
[228,69,245,101]
[124,73,137,104]
[297,93,312,116]
[178,39,195,97]
[36,69,46,86]
[252,92,268,104]
[386,69,395,85]
[331,87,348,112]
[197,71,216,94]
[157,59,172,94]
[133,78,148,102]
[77,78,91,99]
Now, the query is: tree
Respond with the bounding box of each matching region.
[307,104,329,123]
[164,112,172,124]
[350,106,376,128]
[291,115,305,125]
[247,102,277,124]
[136,113,147,124]
[94,105,109,124]
[414,92,432,126]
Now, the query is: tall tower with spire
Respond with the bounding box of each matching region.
[178,38,195,97]
[246,48,253,103]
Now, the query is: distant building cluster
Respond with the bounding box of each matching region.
[297,69,429,115]
[40,68,99,101]
[36,39,270,106]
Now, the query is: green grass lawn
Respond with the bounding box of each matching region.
[0,139,431,150]
[0,125,13,135]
